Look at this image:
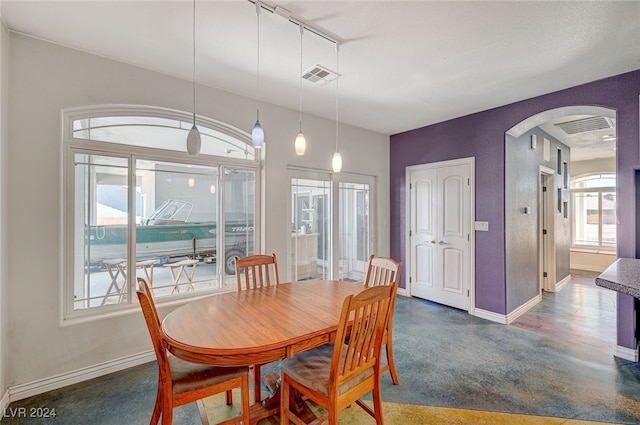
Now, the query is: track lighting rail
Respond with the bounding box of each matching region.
[247,0,342,47]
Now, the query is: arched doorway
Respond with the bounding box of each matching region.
[506,106,617,351]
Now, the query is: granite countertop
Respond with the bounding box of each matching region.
[595,258,640,298]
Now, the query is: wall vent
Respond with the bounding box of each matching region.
[302,64,340,86]
[554,116,614,135]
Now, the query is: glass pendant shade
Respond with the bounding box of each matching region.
[186,124,201,156]
[252,119,264,148]
[295,132,306,155]
[332,151,342,173]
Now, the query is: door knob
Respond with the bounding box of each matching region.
[430,240,436,244]
[438,240,447,245]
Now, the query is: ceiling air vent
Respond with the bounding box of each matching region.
[554,116,614,135]
[302,64,340,86]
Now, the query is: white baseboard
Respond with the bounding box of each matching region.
[506,294,541,324]
[473,308,507,324]
[0,388,9,421]
[614,345,639,362]
[552,274,571,292]
[397,287,408,297]
[9,350,154,403]
[473,294,541,325]
[571,263,606,273]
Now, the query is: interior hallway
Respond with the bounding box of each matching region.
[5,271,640,424]
[512,269,617,353]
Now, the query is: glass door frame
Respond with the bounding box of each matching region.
[287,168,376,282]
[333,173,376,281]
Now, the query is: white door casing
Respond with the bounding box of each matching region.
[539,165,556,292]
[407,158,474,311]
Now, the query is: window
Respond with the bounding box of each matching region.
[571,173,616,249]
[64,107,259,319]
[289,170,374,283]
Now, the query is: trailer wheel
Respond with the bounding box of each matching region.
[224,249,245,275]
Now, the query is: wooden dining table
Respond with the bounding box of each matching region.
[161,279,365,423]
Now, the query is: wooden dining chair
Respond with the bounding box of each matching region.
[364,255,403,385]
[280,284,395,425]
[234,253,279,403]
[136,278,250,425]
[235,253,280,291]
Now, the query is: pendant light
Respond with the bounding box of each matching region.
[251,1,265,149]
[186,0,201,156]
[332,43,342,173]
[294,25,306,155]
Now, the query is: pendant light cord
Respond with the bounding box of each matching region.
[256,1,261,120]
[299,25,304,132]
[192,0,196,124]
[335,43,339,153]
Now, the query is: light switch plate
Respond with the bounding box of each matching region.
[474,221,489,231]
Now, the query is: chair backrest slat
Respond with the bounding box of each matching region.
[331,285,394,386]
[235,253,280,292]
[364,255,402,288]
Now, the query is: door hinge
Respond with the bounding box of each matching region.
[467,234,470,241]
[409,230,412,237]
[467,290,469,296]
[543,272,548,277]
[409,277,412,283]
[543,186,547,192]
[410,183,412,190]
[467,178,470,185]
[543,229,547,235]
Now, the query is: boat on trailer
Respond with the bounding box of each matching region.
[86,200,253,274]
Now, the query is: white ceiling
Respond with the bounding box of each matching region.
[2,0,639,158]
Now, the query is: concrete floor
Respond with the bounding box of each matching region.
[6,271,640,424]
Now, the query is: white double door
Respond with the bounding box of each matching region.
[408,158,473,311]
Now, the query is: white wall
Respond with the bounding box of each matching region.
[571,157,616,177]
[0,16,9,406]
[6,33,390,396]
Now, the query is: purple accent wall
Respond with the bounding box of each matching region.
[390,69,640,349]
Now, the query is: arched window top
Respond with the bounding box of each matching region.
[571,173,615,189]
[67,105,255,161]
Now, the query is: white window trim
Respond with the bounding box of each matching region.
[61,105,260,325]
[570,173,616,251]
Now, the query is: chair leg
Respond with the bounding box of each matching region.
[385,341,400,385]
[240,374,251,425]
[225,390,233,405]
[280,375,289,425]
[253,364,262,403]
[151,385,162,425]
[161,393,173,425]
[372,377,384,425]
[328,406,339,425]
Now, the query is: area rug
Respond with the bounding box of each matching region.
[202,389,622,425]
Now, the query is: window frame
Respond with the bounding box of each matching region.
[570,173,616,251]
[62,105,260,323]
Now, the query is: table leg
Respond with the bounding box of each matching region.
[249,373,315,424]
